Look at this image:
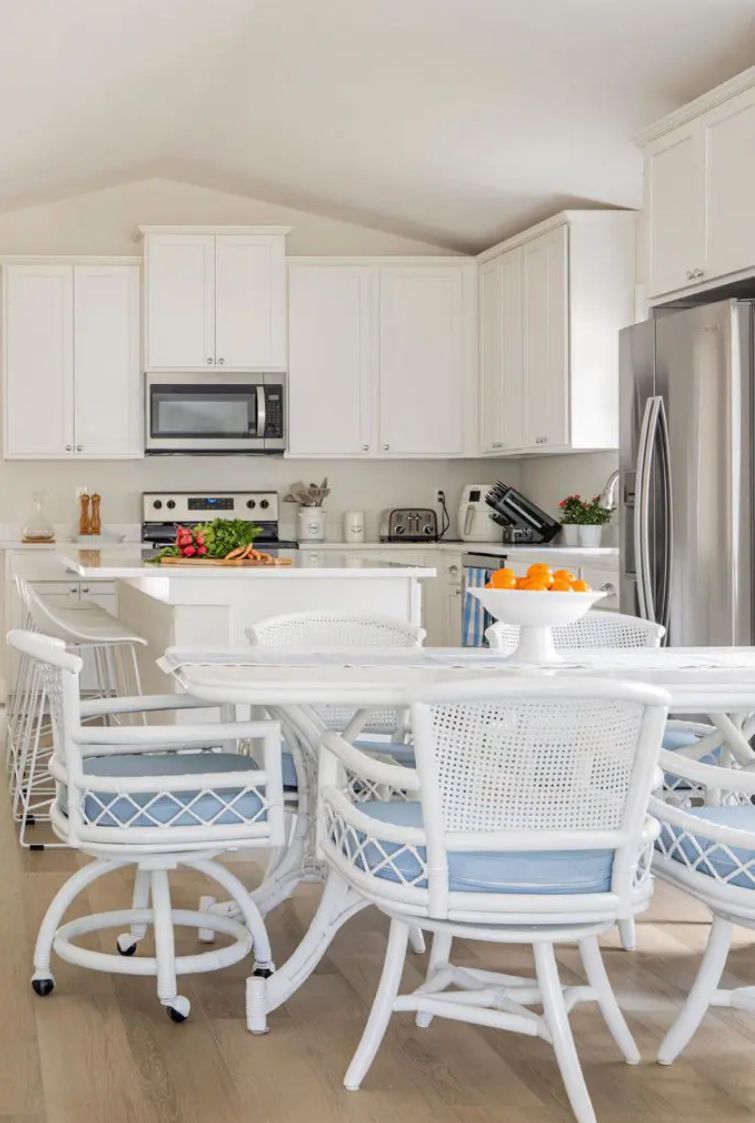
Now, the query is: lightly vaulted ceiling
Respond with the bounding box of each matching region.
[1,0,754,252]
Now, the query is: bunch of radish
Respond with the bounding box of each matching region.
[175,525,208,558]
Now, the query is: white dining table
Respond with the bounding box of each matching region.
[158,643,755,1019]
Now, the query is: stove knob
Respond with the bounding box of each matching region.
[247,499,256,510]
[260,499,269,510]
[166,500,176,510]
[153,500,162,510]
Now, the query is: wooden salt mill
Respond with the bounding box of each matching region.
[90,493,102,537]
[78,492,91,536]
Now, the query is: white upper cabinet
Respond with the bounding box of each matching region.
[640,74,755,297]
[287,263,377,456]
[477,212,634,456]
[144,233,215,369]
[645,128,705,297]
[4,265,74,458]
[522,226,568,449]
[73,265,142,458]
[215,234,286,370]
[142,226,289,371]
[379,265,469,457]
[3,261,142,460]
[286,258,475,458]
[478,248,523,453]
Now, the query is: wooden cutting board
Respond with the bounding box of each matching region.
[159,555,294,567]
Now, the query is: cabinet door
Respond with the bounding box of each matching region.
[287,264,377,456]
[3,264,74,458]
[215,234,286,370]
[705,89,755,280]
[522,227,568,449]
[73,265,142,458]
[379,266,466,456]
[144,234,215,370]
[646,127,705,296]
[479,250,524,454]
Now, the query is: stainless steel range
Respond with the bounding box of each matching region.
[141,491,298,549]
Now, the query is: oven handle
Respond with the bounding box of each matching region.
[256,387,267,438]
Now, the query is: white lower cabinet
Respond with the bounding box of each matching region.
[287,258,476,459]
[3,261,142,459]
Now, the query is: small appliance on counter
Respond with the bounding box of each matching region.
[484,482,560,545]
[344,511,365,543]
[141,492,298,549]
[379,508,438,543]
[457,484,500,542]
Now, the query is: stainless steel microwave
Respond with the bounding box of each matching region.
[145,372,286,454]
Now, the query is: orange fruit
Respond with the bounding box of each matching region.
[515,576,530,589]
[571,579,591,592]
[553,569,576,584]
[490,567,517,589]
[527,563,553,581]
[522,578,549,591]
[549,580,572,592]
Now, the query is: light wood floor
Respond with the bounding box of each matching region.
[5,806,755,1123]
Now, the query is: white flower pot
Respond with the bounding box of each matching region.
[577,525,603,548]
[560,524,580,546]
[297,507,326,543]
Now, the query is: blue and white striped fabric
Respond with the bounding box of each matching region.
[462,567,492,646]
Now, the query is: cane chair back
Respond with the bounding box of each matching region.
[320,677,669,924]
[486,610,664,652]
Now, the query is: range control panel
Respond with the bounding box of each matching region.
[142,492,279,522]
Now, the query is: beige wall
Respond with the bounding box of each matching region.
[0,176,457,257]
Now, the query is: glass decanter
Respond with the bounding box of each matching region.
[22,490,55,543]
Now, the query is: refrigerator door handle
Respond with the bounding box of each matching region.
[657,397,673,636]
[634,396,660,622]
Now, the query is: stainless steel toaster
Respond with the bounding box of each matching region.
[379,508,438,542]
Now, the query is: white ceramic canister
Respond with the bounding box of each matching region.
[344,510,365,543]
[297,506,326,543]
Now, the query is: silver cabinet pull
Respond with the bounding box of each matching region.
[218,357,225,365]
[206,357,214,365]
[383,443,390,451]
[362,443,369,452]
[65,444,72,451]
[448,564,459,575]
[76,445,83,452]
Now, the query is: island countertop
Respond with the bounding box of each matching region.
[58,549,437,580]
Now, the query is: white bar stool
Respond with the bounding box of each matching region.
[7,579,147,849]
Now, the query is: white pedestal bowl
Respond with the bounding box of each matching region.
[469,587,606,663]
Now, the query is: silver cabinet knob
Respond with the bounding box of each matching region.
[383,443,390,451]
[69,586,78,594]
[65,444,72,451]
[76,444,83,452]
[685,269,694,280]
[81,587,90,593]
[448,564,459,575]
[492,441,502,449]
[206,357,214,365]
[218,357,225,365]
[362,443,369,451]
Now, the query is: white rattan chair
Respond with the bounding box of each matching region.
[485,609,665,651]
[8,579,148,848]
[319,676,669,1123]
[8,629,284,1030]
[651,749,755,1063]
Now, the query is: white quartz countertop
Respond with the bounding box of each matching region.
[59,549,437,580]
[303,541,619,560]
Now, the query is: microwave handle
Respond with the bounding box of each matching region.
[257,386,267,437]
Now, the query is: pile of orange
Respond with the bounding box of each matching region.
[486,563,591,593]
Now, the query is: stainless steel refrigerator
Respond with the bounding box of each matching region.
[619,299,754,646]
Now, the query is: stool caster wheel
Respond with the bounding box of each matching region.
[166,996,191,1023]
[116,933,138,956]
[31,973,55,997]
[253,963,275,979]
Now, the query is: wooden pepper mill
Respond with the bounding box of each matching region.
[78,492,91,536]
[90,493,101,537]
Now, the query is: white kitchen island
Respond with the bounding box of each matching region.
[60,549,436,695]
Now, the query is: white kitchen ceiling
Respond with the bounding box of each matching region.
[2,0,754,250]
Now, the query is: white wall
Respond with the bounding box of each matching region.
[518,450,619,544]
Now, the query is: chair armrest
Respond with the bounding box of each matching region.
[79,693,220,718]
[320,730,420,791]
[73,720,279,748]
[658,748,755,794]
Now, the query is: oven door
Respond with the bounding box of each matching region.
[146,372,272,453]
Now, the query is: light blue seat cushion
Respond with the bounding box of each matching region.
[658,805,755,889]
[663,726,707,751]
[64,752,265,828]
[344,800,614,895]
[279,738,415,790]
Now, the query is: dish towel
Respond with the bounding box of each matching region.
[462,567,492,646]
